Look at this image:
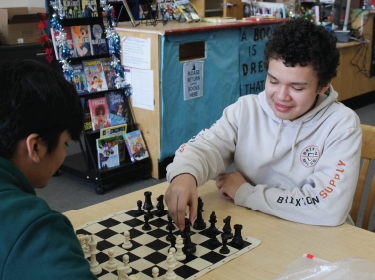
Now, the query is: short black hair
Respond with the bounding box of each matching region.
[0,60,84,158]
[264,19,340,90]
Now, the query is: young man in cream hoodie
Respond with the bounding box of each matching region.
[165,19,362,231]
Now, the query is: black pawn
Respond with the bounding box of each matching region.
[231,224,244,249]
[143,191,154,211]
[142,212,152,230]
[183,220,196,254]
[166,219,174,241]
[209,234,220,247]
[223,216,233,239]
[166,214,175,231]
[207,211,219,238]
[169,234,176,250]
[219,233,230,254]
[155,195,166,217]
[135,200,144,215]
[193,197,206,230]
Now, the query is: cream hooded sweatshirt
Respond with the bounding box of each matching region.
[167,86,362,226]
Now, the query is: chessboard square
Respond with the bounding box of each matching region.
[199,251,226,264]
[133,233,157,245]
[123,218,144,228]
[134,224,158,234]
[199,228,222,238]
[126,209,144,218]
[147,228,169,239]
[141,265,167,279]
[173,230,196,237]
[130,245,156,258]
[96,251,109,264]
[128,228,144,239]
[185,258,212,271]
[114,251,141,263]
[129,258,155,272]
[106,233,125,246]
[98,218,121,228]
[143,252,168,265]
[111,213,135,222]
[199,239,222,251]
[191,233,210,245]
[145,239,169,251]
[83,223,107,234]
[121,240,143,252]
[136,272,154,280]
[157,246,171,256]
[95,228,118,240]
[193,245,211,257]
[177,253,198,264]
[228,239,252,250]
[149,218,169,228]
[98,272,118,280]
[174,264,199,279]
[97,240,117,251]
[99,258,123,272]
[106,245,127,257]
[108,223,132,234]
[75,229,91,236]
[95,267,111,278]
[213,244,239,256]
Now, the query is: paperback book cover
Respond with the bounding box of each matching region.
[72,25,92,57]
[63,0,80,18]
[90,24,108,55]
[100,124,127,138]
[105,91,133,126]
[83,59,108,92]
[158,0,175,20]
[88,97,112,130]
[125,130,149,161]
[68,63,89,95]
[81,0,98,18]
[51,27,76,60]
[174,0,200,22]
[97,136,120,169]
[123,134,135,163]
[101,58,116,90]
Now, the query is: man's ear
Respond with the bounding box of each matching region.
[317,82,331,95]
[25,134,46,164]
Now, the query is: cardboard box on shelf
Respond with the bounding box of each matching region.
[0,7,47,45]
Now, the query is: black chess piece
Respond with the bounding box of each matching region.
[209,234,220,247]
[219,233,230,254]
[135,200,145,215]
[166,214,175,231]
[183,220,196,254]
[169,234,176,250]
[193,197,206,230]
[231,224,244,249]
[207,211,219,238]
[143,191,154,211]
[142,212,152,230]
[166,219,174,241]
[223,216,233,239]
[155,194,166,217]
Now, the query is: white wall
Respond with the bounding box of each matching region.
[0,0,45,9]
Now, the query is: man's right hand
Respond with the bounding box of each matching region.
[164,173,198,232]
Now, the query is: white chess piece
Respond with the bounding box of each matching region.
[164,252,177,280]
[175,235,186,261]
[106,248,117,270]
[129,275,139,280]
[122,254,132,274]
[83,235,90,253]
[88,235,102,275]
[117,267,129,280]
[168,248,177,268]
[152,266,159,280]
[122,230,132,249]
[77,234,85,250]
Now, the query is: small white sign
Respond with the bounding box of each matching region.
[17,38,24,44]
[183,61,204,101]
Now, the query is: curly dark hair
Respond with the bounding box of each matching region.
[264,19,340,90]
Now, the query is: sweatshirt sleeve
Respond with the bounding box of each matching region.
[167,100,241,186]
[235,111,362,226]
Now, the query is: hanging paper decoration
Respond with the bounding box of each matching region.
[37,13,53,63]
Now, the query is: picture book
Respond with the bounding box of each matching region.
[90,24,108,55]
[80,98,92,130]
[123,134,135,163]
[62,0,80,18]
[88,97,112,130]
[51,27,76,60]
[174,0,200,22]
[101,58,116,90]
[81,0,98,18]
[105,91,133,126]
[97,136,120,169]
[100,124,127,138]
[72,25,92,57]
[158,0,175,20]
[68,63,88,95]
[125,130,149,161]
[83,59,108,92]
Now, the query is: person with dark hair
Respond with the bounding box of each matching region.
[165,19,362,231]
[0,60,96,279]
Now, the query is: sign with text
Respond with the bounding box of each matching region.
[240,24,278,96]
[183,61,204,101]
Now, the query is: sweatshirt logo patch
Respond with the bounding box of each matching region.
[300,145,320,168]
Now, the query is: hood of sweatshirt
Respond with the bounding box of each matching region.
[258,85,338,171]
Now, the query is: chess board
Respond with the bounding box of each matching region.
[75,206,261,280]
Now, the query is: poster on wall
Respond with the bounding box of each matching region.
[183,61,204,101]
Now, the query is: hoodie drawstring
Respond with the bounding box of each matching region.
[271,120,283,158]
[289,121,303,172]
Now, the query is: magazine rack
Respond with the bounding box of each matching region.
[50,0,151,194]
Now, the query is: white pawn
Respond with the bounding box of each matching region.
[77,234,85,250]
[122,230,132,249]
[152,267,159,280]
[168,248,177,268]
[164,252,177,280]
[129,275,140,280]
[175,235,186,261]
[122,254,132,274]
[88,235,102,275]
[117,267,129,280]
[106,248,117,270]
[83,235,90,253]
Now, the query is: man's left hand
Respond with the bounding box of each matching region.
[216,172,247,200]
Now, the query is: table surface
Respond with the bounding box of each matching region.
[64,180,375,279]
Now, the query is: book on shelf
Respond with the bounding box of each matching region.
[158,0,174,21]
[105,91,133,126]
[97,136,120,169]
[80,98,92,130]
[125,130,149,161]
[65,63,89,95]
[72,25,93,57]
[83,59,108,93]
[88,96,112,130]
[100,124,127,138]
[174,0,200,22]
[90,24,108,55]
[101,58,117,90]
[51,27,76,60]
[63,0,81,18]
[81,0,98,18]
[203,17,236,23]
